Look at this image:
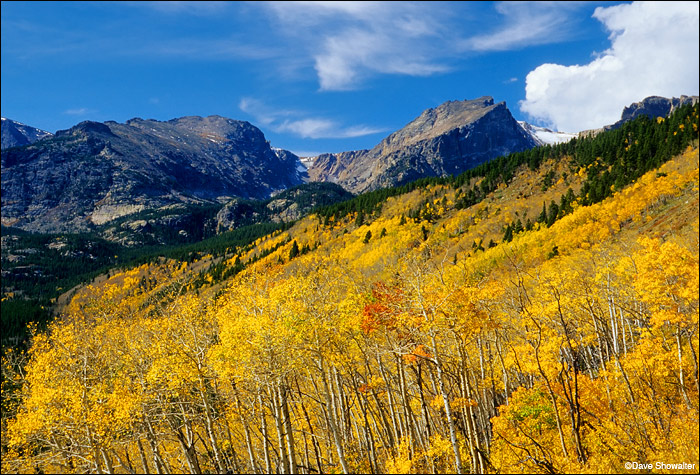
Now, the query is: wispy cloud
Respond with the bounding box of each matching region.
[4,2,594,94]
[2,4,275,63]
[145,37,277,61]
[263,2,455,91]
[261,2,592,91]
[464,2,581,52]
[239,97,386,139]
[128,1,230,16]
[519,1,700,132]
[64,107,92,116]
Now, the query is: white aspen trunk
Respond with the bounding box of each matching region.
[677,326,692,408]
[431,333,462,474]
[198,380,225,474]
[280,383,298,475]
[318,359,350,474]
[234,386,258,473]
[137,438,151,475]
[272,384,290,474]
[259,393,272,474]
[619,308,627,355]
[377,355,402,443]
[101,448,115,475]
[144,417,167,475]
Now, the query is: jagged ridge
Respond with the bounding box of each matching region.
[1,116,305,233]
[307,97,538,193]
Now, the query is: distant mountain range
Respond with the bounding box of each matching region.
[2,94,696,234]
[1,116,305,232]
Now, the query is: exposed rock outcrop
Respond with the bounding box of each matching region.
[1,118,53,150]
[1,116,304,233]
[307,97,538,193]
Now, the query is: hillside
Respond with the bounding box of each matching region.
[2,103,697,474]
[0,182,354,344]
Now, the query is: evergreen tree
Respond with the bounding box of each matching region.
[289,240,299,260]
[513,219,524,234]
[356,210,365,227]
[538,202,548,224]
[546,201,559,227]
[503,224,513,243]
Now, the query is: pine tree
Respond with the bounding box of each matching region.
[546,201,559,227]
[538,202,547,224]
[503,224,513,243]
[289,240,299,260]
[356,210,365,227]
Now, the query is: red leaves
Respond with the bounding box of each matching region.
[361,282,404,334]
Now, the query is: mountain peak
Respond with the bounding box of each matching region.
[308,97,536,192]
[619,95,699,123]
[1,118,53,149]
[1,116,305,232]
[381,97,505,154]
[56,120,115,137]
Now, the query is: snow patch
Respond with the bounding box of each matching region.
[299,156,316,169]
[518,121,577,146]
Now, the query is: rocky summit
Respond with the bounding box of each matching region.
[579,95,700,137]
[617,95,699,125]
[307,97,538,193]
[1,118,53,150]
[1,115,305,233]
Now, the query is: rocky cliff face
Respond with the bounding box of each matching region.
[1,118,53,150]
[617,95,699,125]
[307,97,538,193]
[1,116,305,233]
[580,95,700,136]
[215,182,353,231]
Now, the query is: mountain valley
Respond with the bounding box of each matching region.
[1,97,697,474]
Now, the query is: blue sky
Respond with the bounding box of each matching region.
[2,1,698,156]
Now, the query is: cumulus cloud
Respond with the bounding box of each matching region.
[520,1,699,132]
[239,97,386,139]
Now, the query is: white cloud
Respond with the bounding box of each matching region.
[263,2,453,90]
[314,27,448,90]
[64,108,91,116]
[239,97,386,139]
[276,118,384,139]
[520,1,700,132]
[466,2,579,52]
[263,2,597,91]
[146,37,277,61]
[130,1,229,16]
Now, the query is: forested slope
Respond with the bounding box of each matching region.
[2,105,698,474]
